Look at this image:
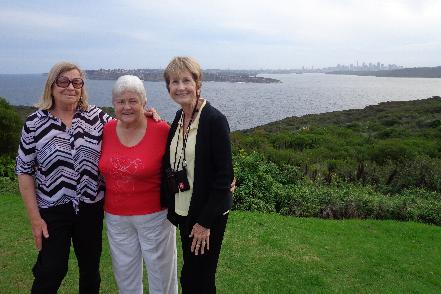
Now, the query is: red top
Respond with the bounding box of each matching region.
[99,118,170,215]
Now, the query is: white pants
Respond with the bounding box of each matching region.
[105,209,178,294]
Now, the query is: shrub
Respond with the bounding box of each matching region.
[0,177,19,196]
[232,150,302,213]
[0,155,16,179]
[277,183,441,225]
[368,140,416,164]
[232,150,441,225]
[0,98,22,156]
[0,155,19,196]
[361,156,441,194]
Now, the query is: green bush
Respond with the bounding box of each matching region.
[277,183,441,225]
[231,150,441,226]
[0,155,16,179]
[0,177,19,196]
[269,131,322,151]
[232,98,441,195]
[359,156,441,194]
[368,140,416,164]
[0,98,22,156]
[387,156,441,193]
[232,150,302,213]
[0,155,19,196]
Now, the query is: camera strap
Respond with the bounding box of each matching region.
[173,99,199,171]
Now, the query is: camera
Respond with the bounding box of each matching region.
[165,167,190,194]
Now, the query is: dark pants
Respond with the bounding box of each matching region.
[31,201,104,294]
[178,213,228,294]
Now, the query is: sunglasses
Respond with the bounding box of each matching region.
[55,77,84,89]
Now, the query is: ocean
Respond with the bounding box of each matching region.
[0,73,440,131]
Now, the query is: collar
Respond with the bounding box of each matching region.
[178,99,207,131]
[37,106,86,120]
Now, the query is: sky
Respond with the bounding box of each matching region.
[1,0,441,73]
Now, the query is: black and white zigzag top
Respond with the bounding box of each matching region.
[15,105,111,212]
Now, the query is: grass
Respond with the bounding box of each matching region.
[1,194,441,293]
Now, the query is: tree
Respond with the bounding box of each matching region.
[0,97,22,156]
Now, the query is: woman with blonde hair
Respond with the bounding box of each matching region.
[16,61,110,293]
[162,56,233,293]
[15,61,159,293]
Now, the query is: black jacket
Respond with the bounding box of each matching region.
[161,102,233,228]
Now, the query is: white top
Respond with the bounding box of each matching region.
[169,99,207,216]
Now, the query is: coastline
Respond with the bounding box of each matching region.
[10,96,441,132]
[3,73,440,132]
[84,69,281,83]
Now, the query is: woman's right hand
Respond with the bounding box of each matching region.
[31,217,49,251]
[18,175,49,251]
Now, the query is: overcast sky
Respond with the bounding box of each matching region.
[1,0,441,73]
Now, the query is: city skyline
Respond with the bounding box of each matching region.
[21,60,406,73]
[1,0,441,74]
[70,60,408,72]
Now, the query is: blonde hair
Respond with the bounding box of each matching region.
[35,61,89,111]
[163,56,202,97]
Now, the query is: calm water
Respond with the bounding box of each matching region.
[1,73,440,131]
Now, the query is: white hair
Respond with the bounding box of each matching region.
[112,75,147,104]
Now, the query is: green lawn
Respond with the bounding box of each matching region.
[1,194,441,293]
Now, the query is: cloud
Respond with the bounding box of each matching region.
[118,0,441,50]
[0,8,81,31]
[1,0,441,72]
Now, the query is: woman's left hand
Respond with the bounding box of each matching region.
[190,223,210,255]
[144,107,161,122]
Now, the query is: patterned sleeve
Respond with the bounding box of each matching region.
[15,117,37,175]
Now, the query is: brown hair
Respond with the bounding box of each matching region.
[35,61,89,110]
[163,56,202,96]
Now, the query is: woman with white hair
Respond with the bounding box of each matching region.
[98,75,178,294]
